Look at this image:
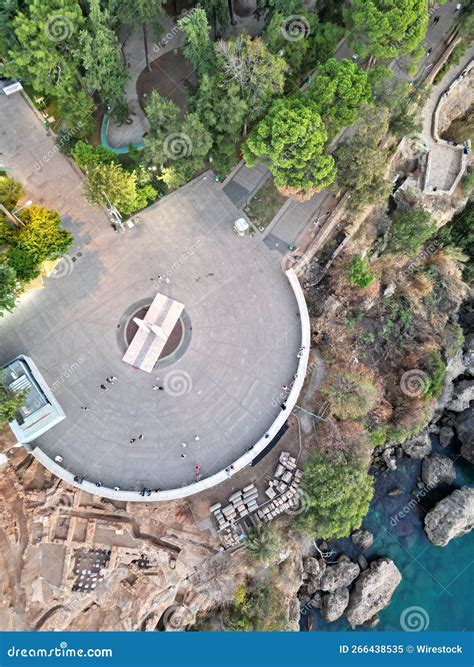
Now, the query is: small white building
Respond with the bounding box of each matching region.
[2,355,65,443]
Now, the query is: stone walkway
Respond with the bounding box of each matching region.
[421,47,473,194]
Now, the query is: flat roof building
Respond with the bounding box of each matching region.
[2,355,65,444]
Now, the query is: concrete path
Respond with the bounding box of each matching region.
[107,18,183,148]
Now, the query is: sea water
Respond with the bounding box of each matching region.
[310,436,474,632]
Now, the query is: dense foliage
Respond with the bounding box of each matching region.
[0,371,28,424]
[243,96,336,198]
[298,453,374,539]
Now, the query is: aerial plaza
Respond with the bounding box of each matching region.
[1,177,309,501]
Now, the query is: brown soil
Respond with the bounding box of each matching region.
[136,49,197,116]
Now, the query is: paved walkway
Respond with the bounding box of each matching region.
[107,18,182,148]
[0,92,302,494]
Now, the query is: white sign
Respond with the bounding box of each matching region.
[3,82,23,96]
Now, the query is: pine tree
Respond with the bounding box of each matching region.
[80,0,129,109]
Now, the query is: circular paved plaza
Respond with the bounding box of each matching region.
[0,177,303,496]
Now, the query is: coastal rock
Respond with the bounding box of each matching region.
[345,559,402,628]
[439,425,455,448]
[321,587,350,622]
[382,448,397,470]
[421,454,456,488]
[303,556,322,577]
[424,486,474,546]
[357,555,369,570]
[320,560,360,592]
[364,614,380,628]
[351,529,374,551]
[446,381,474,413]
[454,407,474,464]
[402,431,432,459]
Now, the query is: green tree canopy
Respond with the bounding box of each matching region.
[111,0,166,70]
[191,72,247,173]
[0,370,28,423]
[57,90,95,140]
[5,0,84,96]
[144,91,181,165]
[243,95,336,198]
[0,258,19,317]
[321,365,378,420]
[309,58,373,138]
[345,0,429,58]
[216,35,287,133]
[200,0,230,37]
[178,7,215,77]
[0,175,24,210]
[334,105,392,210]
[1,205,73,282]
[224,582,288,631]
[245,523,280,565]
[297,453,374,539]
[387,208,437,255]
[85,164,156,216]
[80,0,129,109]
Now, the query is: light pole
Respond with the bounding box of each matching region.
[13,200,32,214]
[0,202,27,227]
[102,191,124,231]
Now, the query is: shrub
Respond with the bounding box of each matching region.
[245,523,280,564]
[224,582,288,631]
[71,141,117,168]
[0,175,24,210]
[297,452,374,539]
[0,371,28,423]
[424,352,446,399]
[321,366,378,420]
[387,208,437,255]
[346,255,376,288]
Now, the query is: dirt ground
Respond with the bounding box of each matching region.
[137,49,197,115]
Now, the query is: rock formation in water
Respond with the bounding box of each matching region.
[424,486,474,547]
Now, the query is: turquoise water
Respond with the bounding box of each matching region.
[310,438,474,632]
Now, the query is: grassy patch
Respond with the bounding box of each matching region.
[244,178,287,231]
